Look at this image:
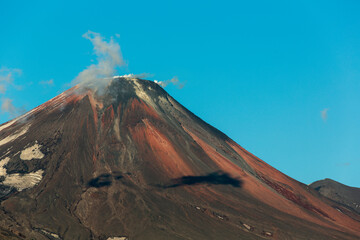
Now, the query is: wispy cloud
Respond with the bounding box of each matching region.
[39,79,54,86]
[1,98,25,118]
[321,108,329,122]
[0,67,26,118]
[71,31,185,94]
[0,85,5,94]
[0,67,22,94]
[337,162,351,167]
[72,31,126,93]
[154,76,185,89]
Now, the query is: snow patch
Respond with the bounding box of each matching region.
[0,157,44,191]
[113,74,134,78]
[50,233,60,239]
[107,237,128,240]
[263,231,273,237]
[0,125,30,147]
[20,142,44,160]
[0,157,10,176]
[242,223,254,231]
[132,79,157,110]
[114,116,121,141]
[3,169,44,191]
[0,120,16,132]
[41,229,61,239]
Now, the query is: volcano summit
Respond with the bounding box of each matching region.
[0,77,359,239]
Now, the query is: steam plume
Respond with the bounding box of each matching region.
[154,76,185,89]
[72,31,126,92]
[72,31,184,93]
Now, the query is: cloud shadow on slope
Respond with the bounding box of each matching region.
[159,171,242,188]
[87,172,123,188]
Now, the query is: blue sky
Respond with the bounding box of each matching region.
[1,1,359,187]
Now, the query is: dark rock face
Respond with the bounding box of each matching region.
[0,77,359,240]
[310,179,360,214]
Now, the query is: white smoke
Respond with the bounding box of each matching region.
[154,76,185,89]
[72,31,126,92]
[72,31,185,93]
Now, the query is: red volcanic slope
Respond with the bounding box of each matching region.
[0,77,359,240]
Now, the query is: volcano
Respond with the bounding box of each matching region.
[0,77,359,240]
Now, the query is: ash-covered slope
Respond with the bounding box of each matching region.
[310,179,360,214]
[0,77,359,240]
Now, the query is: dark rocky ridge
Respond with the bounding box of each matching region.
[0,77,358,239]
[310,178,360,214]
